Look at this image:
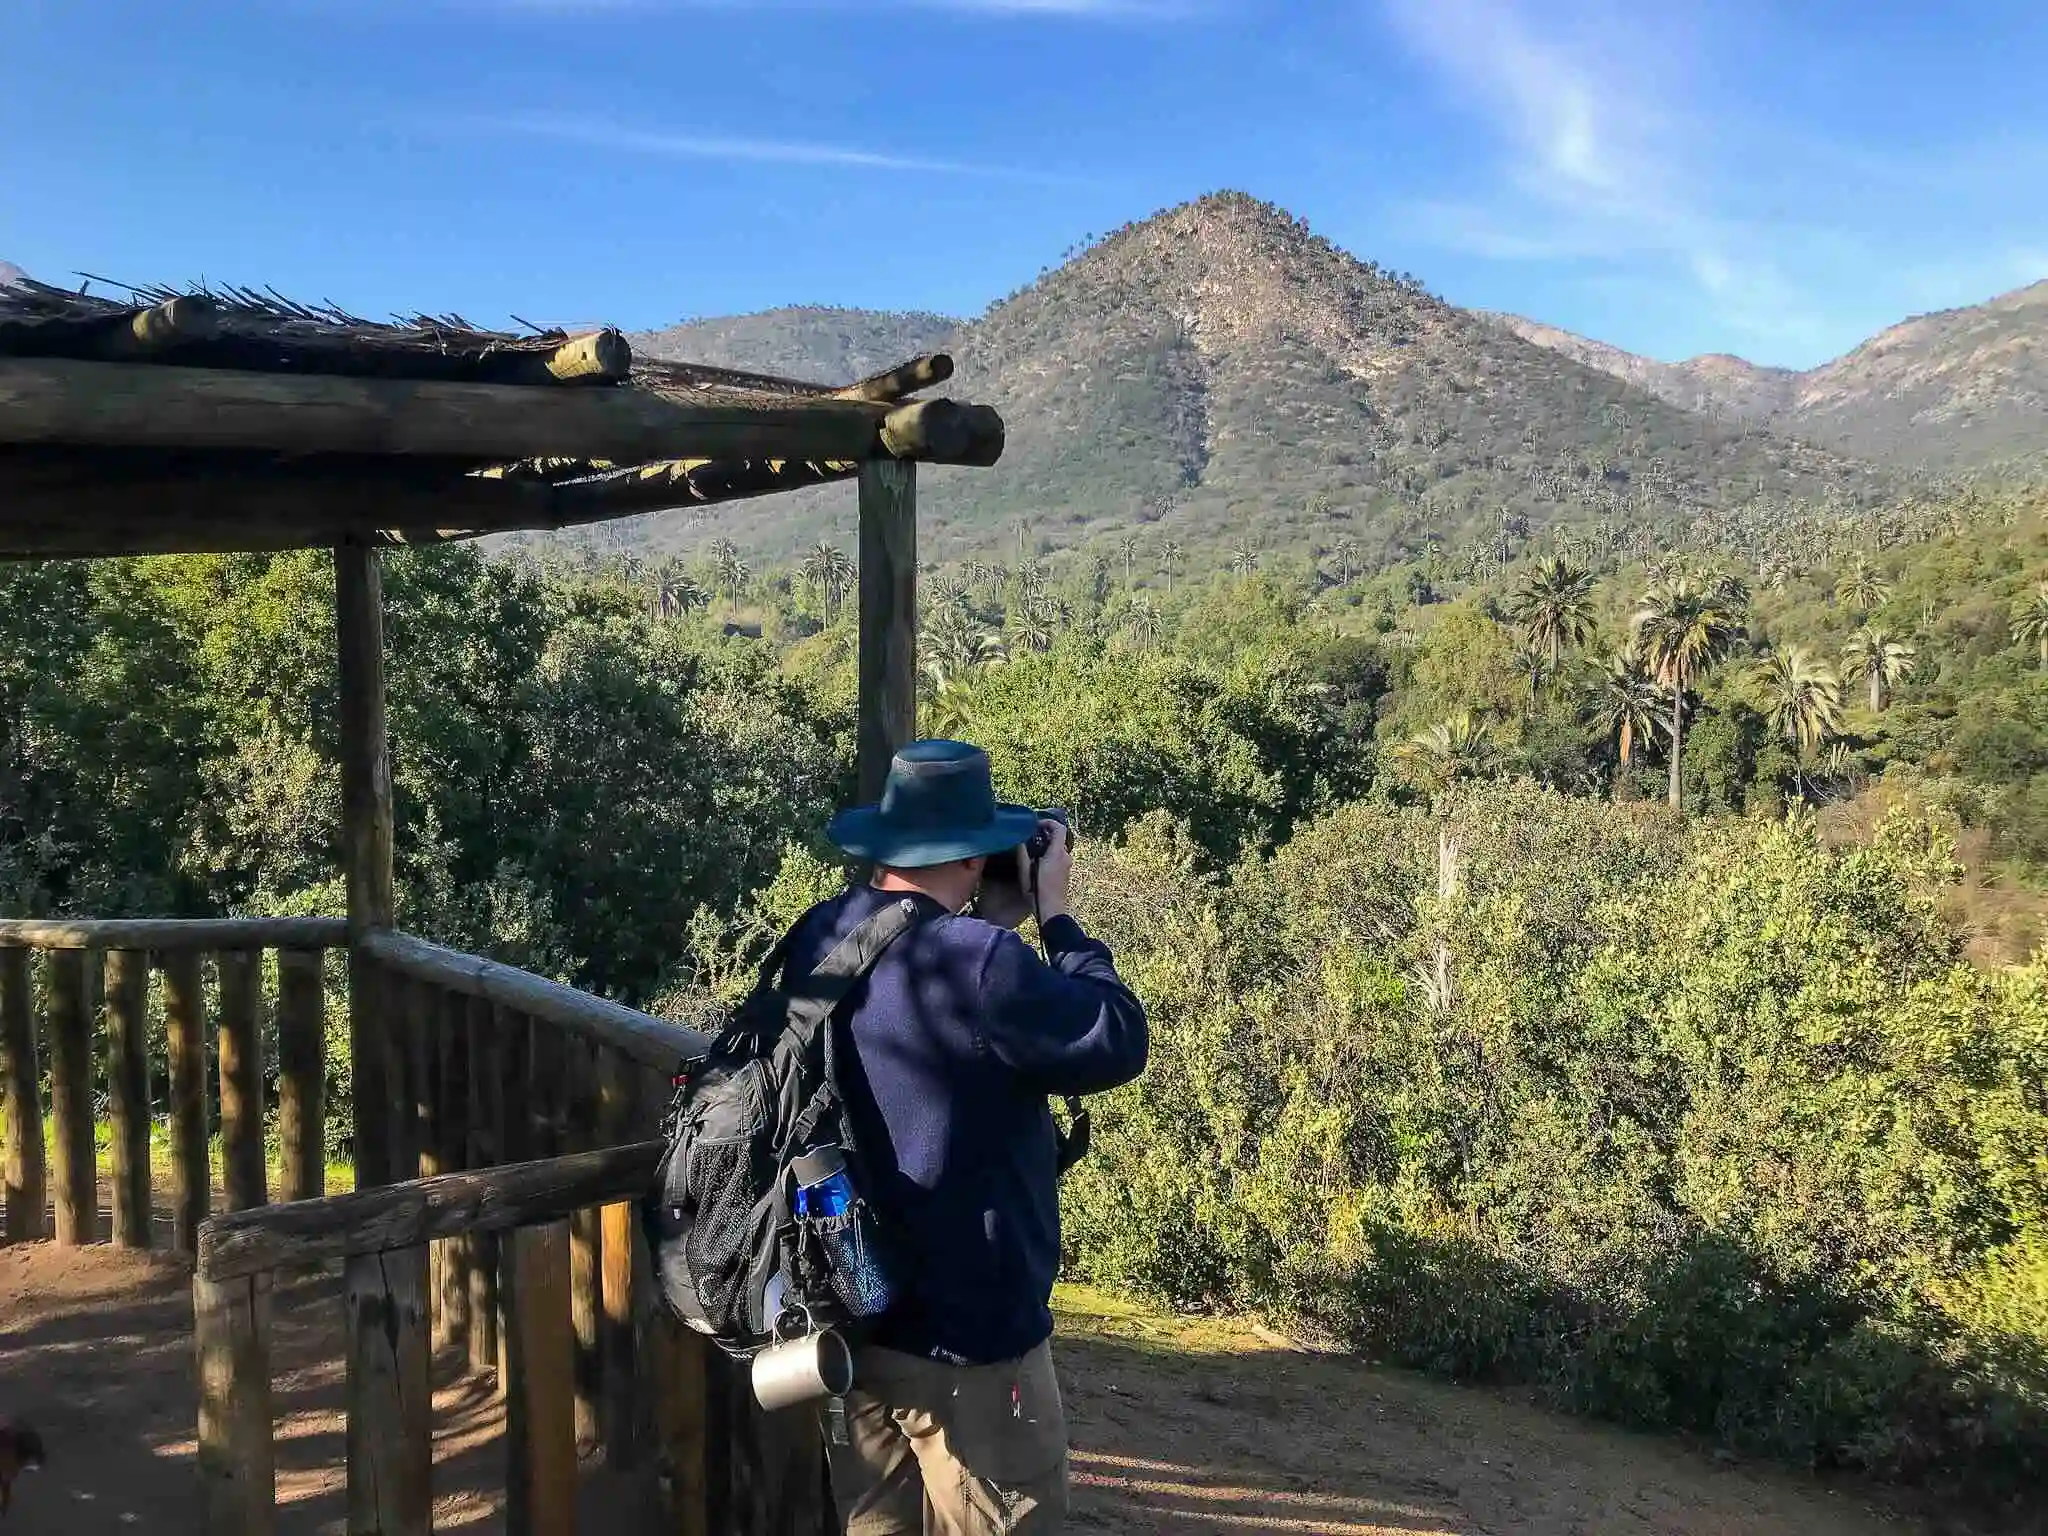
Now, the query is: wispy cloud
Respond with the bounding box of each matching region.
[1378,0,1832,355]
[462,112,1084,184]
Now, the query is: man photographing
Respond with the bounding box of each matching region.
[783,738,1151,1534]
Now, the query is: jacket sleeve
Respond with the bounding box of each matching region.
[974,915,1150,1097]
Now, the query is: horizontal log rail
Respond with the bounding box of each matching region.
[198,1140,662,1282]
[0,916,347,949]
[360,928,703,1072]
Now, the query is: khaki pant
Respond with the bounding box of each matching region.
[821,1341,1069,1534]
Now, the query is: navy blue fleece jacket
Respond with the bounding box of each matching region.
[785,884,1149,1365]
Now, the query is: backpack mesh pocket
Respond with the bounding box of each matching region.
[802,1199,895,1320]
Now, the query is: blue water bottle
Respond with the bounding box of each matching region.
[794,1146,854,1218]
[792,1145,893,1318]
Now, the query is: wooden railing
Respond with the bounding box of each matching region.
[2,917,836,1533]
[193,1142,707,1536]
[344,927,708,1467]
[0,917,348,1251]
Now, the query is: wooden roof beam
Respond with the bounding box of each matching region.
[0,356,901,464]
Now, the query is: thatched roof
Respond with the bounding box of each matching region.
[0,278,1001,558]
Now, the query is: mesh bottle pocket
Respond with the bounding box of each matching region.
[802,1199,895,1320]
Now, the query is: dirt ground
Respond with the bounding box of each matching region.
[1,1227,1934,1535]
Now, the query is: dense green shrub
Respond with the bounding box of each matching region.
[1061,786,2048,1502]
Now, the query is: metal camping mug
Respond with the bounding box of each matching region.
[751,1327,855,1412]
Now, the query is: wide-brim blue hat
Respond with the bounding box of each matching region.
[827,739,1039,868]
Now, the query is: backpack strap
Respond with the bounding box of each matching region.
[779,896,924,1056]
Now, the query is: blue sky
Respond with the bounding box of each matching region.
[3,0,2043,369]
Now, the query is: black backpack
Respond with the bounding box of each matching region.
[644,898,920,1358]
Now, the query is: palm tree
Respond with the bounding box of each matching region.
[657,568,709,621]
[1633,577,1745,809]
[1116,536,1140,590]
[1230,544,1259,578]
[1836,556,1891,616]
[1507,556,1597,666]
[1122,595,1163,647]
[799,541,855,617]
[1393,714,1498,794]
[1841,628,1915,711]
[708,538,748,597]
[1755,645,1844,754]
[1008,597,1058,655]
[1160,540,1185,595]
[1594,648,1665,792]
[1330,535,1362,588]
[1507,639,1557,704]
[921,602,1005,685]
[2011,580,2048,669]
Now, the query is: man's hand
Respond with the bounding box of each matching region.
[975,857,1032,931]
[1033,817,1074,923]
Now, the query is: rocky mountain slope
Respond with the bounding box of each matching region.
[633,305,956,386]
[0,260,27,288]
[585,193,1878,566]
[1487,281,2048,472]
[1481,312,1799,421]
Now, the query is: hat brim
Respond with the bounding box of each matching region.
[826,803,1041,869]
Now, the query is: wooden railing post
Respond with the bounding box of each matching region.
[465,993,501,1377]
[46,948,97,1245]
[599,1049,642,1468]
[437,987,473,1353]
[276,947,327,1203]
[345,1246,431,1536]
[505,1220,576,1536]
[195,1269,275,1536]
[164,950,212,1254]
[0,946,47,1242]
[649,1306,716,1536]
[565,1037,602,1454]
[217,950,267,1212]
[496,1006,534,1398]
[106,948,152,1248]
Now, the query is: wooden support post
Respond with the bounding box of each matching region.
[438,988,473,1354]
[105,949,152,1248]
[0,947,47,1242]
[46,948,97,1246]
[345,1246,432,1536]
[598,1049,642,1468]
[276,948,327,1203]
[857,458,919,802]
[195,1269,275,1536]
[338,541,396,1190]
[648,1307,716,1536]
[563,1037,602,1454]
[164,950,211,1253]
[465,994,501,1377]
[496,1007,534,1398]
[505,1220,576,1536]
[217,950,267,1212]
